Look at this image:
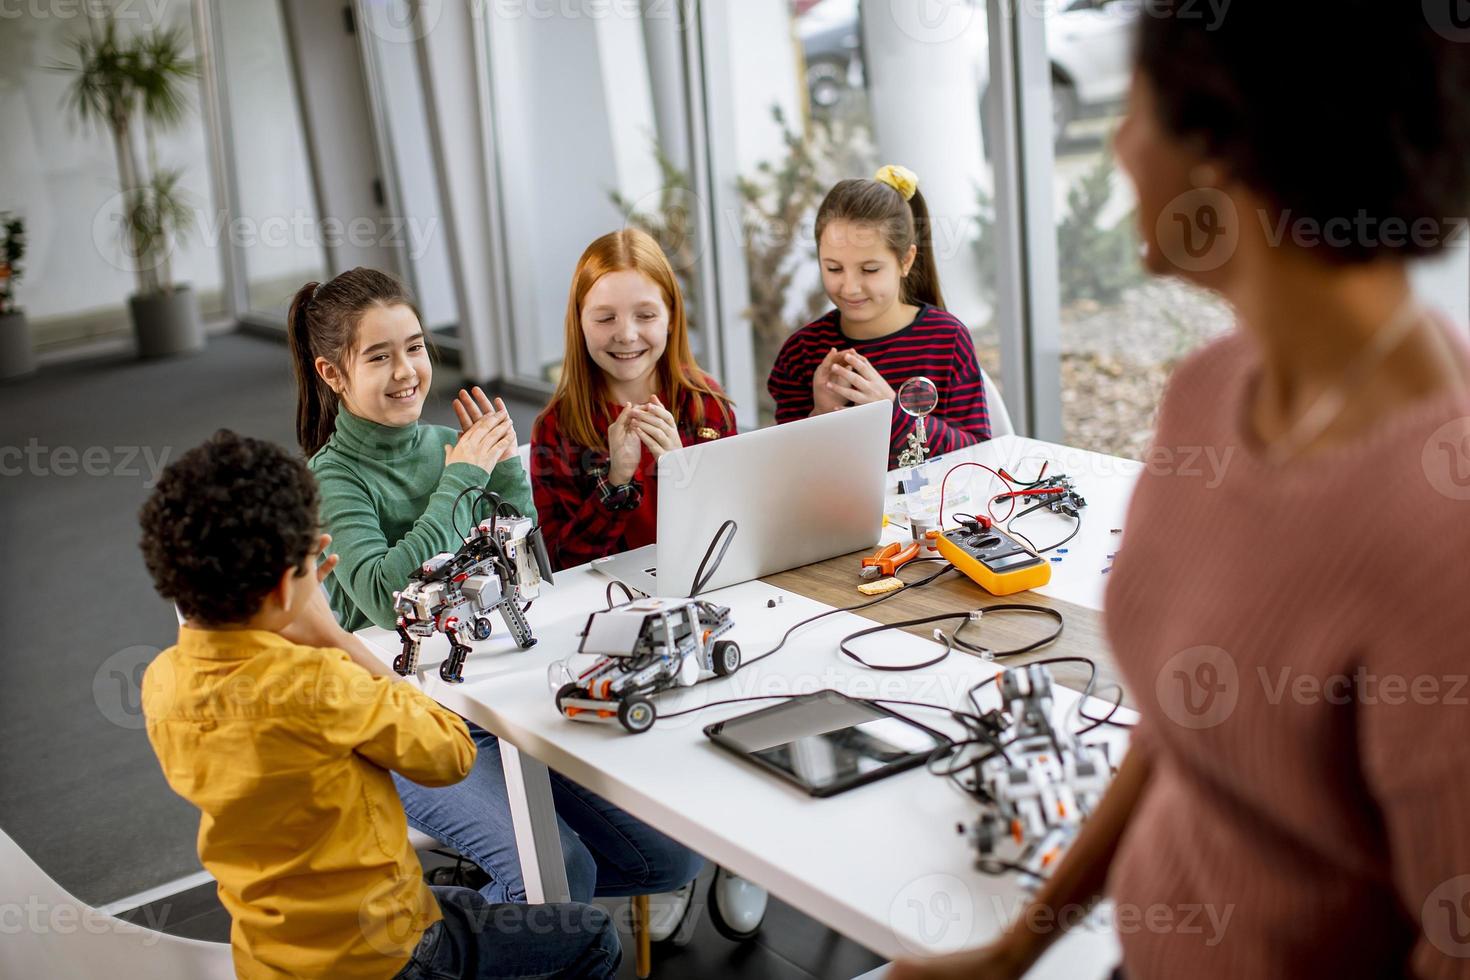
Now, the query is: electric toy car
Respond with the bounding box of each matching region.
[555,597,742,733]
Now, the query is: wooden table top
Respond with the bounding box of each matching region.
[764,545,1133,709]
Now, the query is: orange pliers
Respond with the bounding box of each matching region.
[860,540,921,580]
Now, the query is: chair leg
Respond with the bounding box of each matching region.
[633,894,651,978]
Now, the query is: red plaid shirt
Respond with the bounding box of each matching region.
[530,384,736,571]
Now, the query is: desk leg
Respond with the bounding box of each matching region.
[498,739,572,904]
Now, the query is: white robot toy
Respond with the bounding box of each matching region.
[554,597,741,733]
[392,496,553,684]
[962,664,1112,885]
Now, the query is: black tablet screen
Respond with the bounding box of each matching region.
[707,692,946,795]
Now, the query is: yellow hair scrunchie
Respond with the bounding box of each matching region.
[874,164,919,201]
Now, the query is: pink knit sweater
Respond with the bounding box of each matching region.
[1105,327,1470,979]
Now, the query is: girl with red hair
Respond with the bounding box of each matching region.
[532,228,736,570]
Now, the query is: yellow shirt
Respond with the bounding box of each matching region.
[142,627,476,979]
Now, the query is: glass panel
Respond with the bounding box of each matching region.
[483,5,700,386]
[214,0,326,320]
[1048,0,1232,459]
[358,0,460,339]
[725,0,1003,426]
[0,0,223,347]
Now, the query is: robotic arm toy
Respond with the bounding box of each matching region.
[391,491,554,683]
[960,664,1112,885]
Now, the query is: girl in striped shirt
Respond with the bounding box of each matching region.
[767,165,991,467]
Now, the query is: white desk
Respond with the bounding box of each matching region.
[880,436,1143,613]
[358,435,1141,976]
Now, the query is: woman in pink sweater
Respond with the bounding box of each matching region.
[895,5,1470,979]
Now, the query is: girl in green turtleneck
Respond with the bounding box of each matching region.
[286,266,703,917]
[288,267,531,632]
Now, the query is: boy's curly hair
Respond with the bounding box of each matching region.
[139,430,319,626]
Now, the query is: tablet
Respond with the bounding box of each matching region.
[703,691,950,797]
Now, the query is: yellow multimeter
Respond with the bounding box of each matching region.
[931,522,1051,596]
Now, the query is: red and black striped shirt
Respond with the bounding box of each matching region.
[530,383,737,571]
[767,305,991,467]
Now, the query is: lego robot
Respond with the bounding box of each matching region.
[554,597,741,733]
[392,497,553,684]
[960,664,1111,885]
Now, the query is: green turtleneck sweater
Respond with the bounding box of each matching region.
[308,409,536,632]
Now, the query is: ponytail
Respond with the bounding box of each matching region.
[288,281,336,459]
[285,267,417,458]
[815,167,947,312]
[902,187,945,310]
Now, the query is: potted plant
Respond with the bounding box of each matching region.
[0,213,34,379]
[54,13,203,358]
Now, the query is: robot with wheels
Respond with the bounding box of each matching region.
[554,597,741,734]
[960,664,1112,886]
[391,495,553,684]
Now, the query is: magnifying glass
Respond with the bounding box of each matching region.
[897,376,938,468]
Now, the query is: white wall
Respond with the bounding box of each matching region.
[0,2,221,331]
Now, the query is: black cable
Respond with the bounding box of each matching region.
[1006,499,1082,555]
[689,520,738,597]
[738,559,956,671]
[838,604,1064,672]
[449,485,481,541]
[658,691,830,721]
[605,579,643,610]
[942,655,1107,784]
[1076,683,1133,731]
[450,487,512,542]
[975,857,1050,881]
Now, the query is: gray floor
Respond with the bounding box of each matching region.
[0,330,882,977]
[0,330,541,907]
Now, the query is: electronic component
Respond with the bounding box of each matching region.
[391,497,553,684]
[932,516,1051,596]
[959,665,1112,885]
[554,597,742,733]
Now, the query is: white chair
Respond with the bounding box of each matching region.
[981,366,1015,438]
[0,826,234,979]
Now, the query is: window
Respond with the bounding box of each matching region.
[481,3,706,389]
[1044,0,1232,459]
[213,0,326,320]
[701,0,1004,426]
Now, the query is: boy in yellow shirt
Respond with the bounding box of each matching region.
[138,430,619,979]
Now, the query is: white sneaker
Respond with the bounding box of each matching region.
[645,878,699,946]
[707,867,767,941]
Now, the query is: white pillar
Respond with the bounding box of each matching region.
[411,0,506,381]
[859,1,989,328]
[641,0,691,173]
[697,0,803,425]
[594,13,660,203]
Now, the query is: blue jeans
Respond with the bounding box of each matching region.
[393,885,620,980]
[394,722,705,903]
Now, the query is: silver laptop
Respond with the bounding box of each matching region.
[592,399,890,596]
